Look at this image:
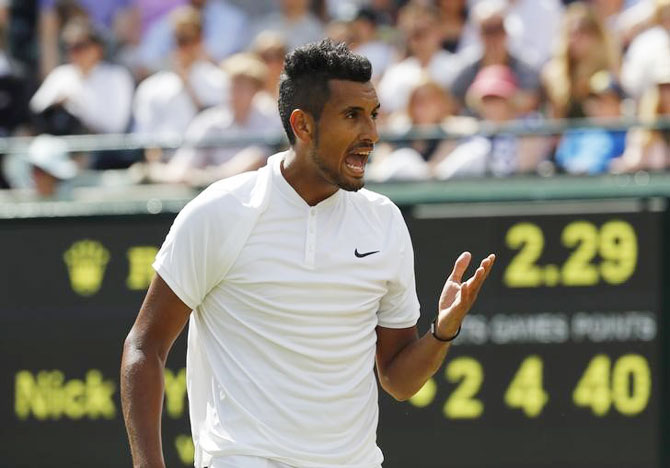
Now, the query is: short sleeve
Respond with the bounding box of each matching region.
[376,209,421,329]
[153,195,225,310]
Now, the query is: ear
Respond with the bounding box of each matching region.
[289,109,315,144]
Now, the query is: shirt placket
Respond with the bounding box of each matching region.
[305,207,317,268]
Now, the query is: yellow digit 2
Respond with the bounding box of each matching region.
[503,223,544,288]
[561,221,599,286]
[599,220,638,285]
[443,357,484,419]
[504,356,548,417]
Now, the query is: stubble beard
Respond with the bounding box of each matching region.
[310,128,364,192]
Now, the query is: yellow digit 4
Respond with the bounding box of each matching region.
[443,357,484,419]
[504,356,548,418]
[503,223,545,288]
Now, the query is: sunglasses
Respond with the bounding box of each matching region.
[481,23,505,36]
[66,40,92,52]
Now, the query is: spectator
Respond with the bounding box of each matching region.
[459,0,564,67]
[369,76,468,181]
[542,2,620,119]
[349,7,395,80]
[251,0,325,51]
[449,0,541,115]
[436,0,470,54]
[554,70,628,174]
[38,0,135,78]
[250,31,288,108]
[30,19,134,135]
[148,53,281,186]
[621,0,670,99]
[0,21,30,136]
[138,0,249,74]
[614,60,670,171]
[132,6,227,143]
[27,134,77,199]
[377,3,459,114]
[435,65,546,179]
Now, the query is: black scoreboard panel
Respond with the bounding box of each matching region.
[0,199,667,467]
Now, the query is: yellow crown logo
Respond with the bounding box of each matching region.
[63,240,110,296]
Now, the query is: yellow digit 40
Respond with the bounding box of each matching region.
[504,356,548,417]
[443,357,484,419]
[573,354,651,416]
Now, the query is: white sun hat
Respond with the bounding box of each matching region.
[27,134,77,180]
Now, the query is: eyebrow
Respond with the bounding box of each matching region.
[341,103,381,115]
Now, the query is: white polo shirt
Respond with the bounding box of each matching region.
[154,154,420,467]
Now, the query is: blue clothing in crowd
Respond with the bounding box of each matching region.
[555,129,627,174]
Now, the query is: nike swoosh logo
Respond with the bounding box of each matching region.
[355,248,380,258]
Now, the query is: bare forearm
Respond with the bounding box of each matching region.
[380,332,451,401]
[121,340,167,468]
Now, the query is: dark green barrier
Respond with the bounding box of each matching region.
[0,196,667,467]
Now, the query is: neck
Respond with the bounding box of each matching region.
[281,148,338,206]
[482,47,507,66]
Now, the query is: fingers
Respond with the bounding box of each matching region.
[448,251,472,283]
[466,254,496,296]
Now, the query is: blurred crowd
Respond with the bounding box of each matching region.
[0,0,669,199]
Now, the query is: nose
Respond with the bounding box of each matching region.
[362,114,379,144]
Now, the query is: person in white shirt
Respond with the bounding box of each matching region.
[121,39,495,468]
[621,0,670,99]
[132,5,227,147]
[156,53,282,186]
[30,19,134,134]
[377,3,460,113]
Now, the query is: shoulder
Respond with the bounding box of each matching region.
[346,188,403,222]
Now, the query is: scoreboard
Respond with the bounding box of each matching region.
[0,197,667,467]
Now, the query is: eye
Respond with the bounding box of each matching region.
[345,111,357,119]
[371,111,379,120]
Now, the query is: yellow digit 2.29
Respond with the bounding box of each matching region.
[504,219,638,288]
[573,354,651,416]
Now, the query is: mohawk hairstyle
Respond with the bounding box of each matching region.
[278,39,372,145]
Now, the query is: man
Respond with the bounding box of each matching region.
[30,18,134,135]
[121,40,495,468]
[138,0,249,73]
[250,0,324,51]
[449,0,541,114]
[377,3,459,113]
[132,5,227,152]
[152,53,282,186]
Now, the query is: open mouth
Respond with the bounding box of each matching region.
[345,146,373,176]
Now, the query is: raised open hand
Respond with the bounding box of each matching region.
[435,252,495,339]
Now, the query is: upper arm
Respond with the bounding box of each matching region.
[124,274,192,362]
[375,325,418,380]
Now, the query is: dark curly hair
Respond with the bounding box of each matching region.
[278,39,372,145]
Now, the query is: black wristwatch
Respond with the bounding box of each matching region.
[430,318,461,342]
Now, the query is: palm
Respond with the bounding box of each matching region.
[435,252,495,332]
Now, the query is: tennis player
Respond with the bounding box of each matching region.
[121,39,495,468]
